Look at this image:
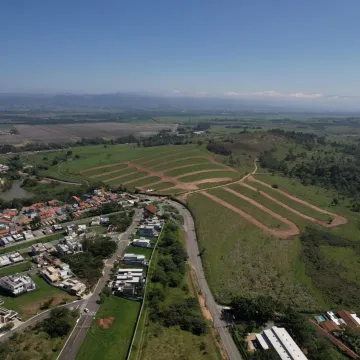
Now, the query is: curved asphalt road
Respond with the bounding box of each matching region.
[168,200,242,360]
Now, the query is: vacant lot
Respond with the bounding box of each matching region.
[76,296,140,360]
[0,275,75,319]
[178,170,240,183]
[187,192,319,310]
[153,157,212,171]
[164,163,226,177]
[1,122,177,145]
[0,262,32,277]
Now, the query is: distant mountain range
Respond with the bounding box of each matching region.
[0,92,358,114]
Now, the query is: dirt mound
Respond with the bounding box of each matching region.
[98,316,115,329]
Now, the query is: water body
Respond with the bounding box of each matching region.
[0,180,35,201]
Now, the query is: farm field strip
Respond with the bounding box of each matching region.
[148,181,175,190]
[203,190,299,238]
[80,162,126,174]
[164,163,228,177]
[153,157,212,171]
[248,176,347,227]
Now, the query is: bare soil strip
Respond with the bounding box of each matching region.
[202,191,300,239]
[122,175,156,185]
[223,187,299,233]
[192,177,233,186]
[247,176,348,227]
[150,155,213,169]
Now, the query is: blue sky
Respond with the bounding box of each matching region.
[1,0,360,106]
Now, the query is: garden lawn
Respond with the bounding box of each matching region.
[0,262,32,277]
[165,163,226,177]
[187,192,320,310]
[126,245,153,258]
[178,171,240,183]
[75,296,140,360]
[208,187,289,230]
[153,156,212,171]
[0,275,75,319]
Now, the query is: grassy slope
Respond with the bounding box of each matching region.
[150,182,175,190]
[187,192,319,310]
[91,167,137,181]
[106,171,148,185]
[321,246,360,284]
[178,171,240,183]
[0,275,75,319]
[208,187,290,230]
[153,157,212,171]
[75,296,140,360]
[245,178,333,222]
[127,176,162,188]
[164,163,226,177]
[81,163,128,177]
[254,173,359,241]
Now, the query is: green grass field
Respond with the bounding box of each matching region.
[153,156,212,171]
[187,192,320,310]
[105,171,148,184]
[125,245,153,258]
[164,163,226,177]
[0,275,75,319]
[321,246,360,285]
[75,296,140,360]
[91,167,137,181]
[0,262,32,277]
[159,188,183,195]
[126,176,161,188]
[208,187,290,230]
[246,178,334,222]
[177,170,240,183]
[0,233,64,255]
[150,182,175,190]
[81,163,129,177]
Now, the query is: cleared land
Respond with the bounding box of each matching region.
[75,296,140,360]
[0,262,31,277]
[177,170,240,183]
[125,176,161,188]
[105,171,148,184]
[153,157,212,171]
[187,192,318,309]
[0,276,75,319]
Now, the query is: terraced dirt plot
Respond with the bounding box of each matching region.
[164,163,227,177]
[105,171,148,185]
[153,157,212,171]
[92,167,138,181]
[177,170,240,183]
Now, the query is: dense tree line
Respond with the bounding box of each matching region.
[300,227,360,309]
[230,295,281,324]
[139,130,187,147]
[149,222,206,336]
[267,129,325,145]
[109,210,134,231]
[206,140,232,156]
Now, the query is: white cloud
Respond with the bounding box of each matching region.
[253,90,282,97]
[224,91,241,96]
[289,92,324,99]
[172,89,180,93]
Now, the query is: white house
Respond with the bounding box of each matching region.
[0,275,37,296]
[132,238,151,248]
[122,253,146,265]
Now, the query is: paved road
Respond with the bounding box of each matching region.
[168,200,242,360]
[57,208,143,360]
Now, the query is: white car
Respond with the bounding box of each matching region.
[84,308,89,313]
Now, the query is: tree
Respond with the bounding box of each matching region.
[42,308,73,338]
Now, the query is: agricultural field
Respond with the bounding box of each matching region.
[0,275,75,319]
[75,296,140,360]
[0,122,177,145]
